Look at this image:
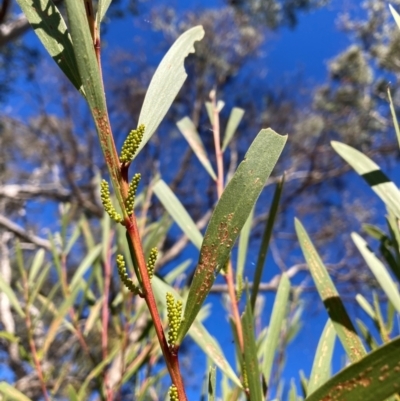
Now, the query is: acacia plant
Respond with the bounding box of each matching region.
[1,1,400,400]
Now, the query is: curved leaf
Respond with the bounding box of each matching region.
[308,319,336,394]
[261,273,290,384]
[136,26,205,158]
[305,336,400,401]
[0,382,33,401]
[222,107,245,152]
[65,0,125,212]
[331,141,400,219]
[177,128,287,343]
[16,0,83,93]
[352,232,400,314]
[295,218,366,363]
[153,179,203,249]
[242,292,263,401]
[177,116,217,180]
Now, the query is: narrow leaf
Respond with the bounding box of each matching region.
[236,207,254,299]
[153,179,203,249]
[251,176,284,309]
[242,292,263,401]
[136,26,205,158]
[331,141,400,219]
[352,232,400,314]
[387,88,400,149]
[205,100,225,125]
[65,0,125,212]
[69,244,102,291]
[222,107,245,151]
[308,319,336,394]
[16,0,83,92]
[67,384,79,401]
[355,294,376,320]
[295,218,366,362]
[178,128,287,343]
[0,382,33,401]
[41,285,80,357]
[262,273,290,384]
[177,116,217,180]
[356,319,379,351]
[305,336,400,401]
[96,0,112,25]
[164,259,192,284]
[28,248,45,285]
[208,366,217,401]
[389,4,400,31]
[0,275,25,318]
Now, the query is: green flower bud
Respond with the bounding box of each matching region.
[116,254,139,294]
[120,124,145,163]
[146,247,158,280]
[126,173,141,215]
[166,292,182,348]
[169,384,179,401]
[100,180,123,223]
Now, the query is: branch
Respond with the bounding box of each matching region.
[0,214,51,250]
[0,13,30,47]
[209,264,308,293]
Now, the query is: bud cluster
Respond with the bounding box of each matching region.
[100,180,123,223]
[146,247,158,279]
[166,292,182,348]
[169,384,178,401]
[126,173,141,216]
[120,124,145,163]
[116,254,139,294]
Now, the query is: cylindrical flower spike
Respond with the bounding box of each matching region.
[120,124,145,163]
[147,247,158,280]
[126,173,141,216]
[166,292,183,348]
[169,384,179,401]
[116,254,139,294]
[100,180,123,223]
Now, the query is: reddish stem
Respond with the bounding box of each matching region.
[210,91,244,353]
[125,216,187,401]
[22,274,50,401]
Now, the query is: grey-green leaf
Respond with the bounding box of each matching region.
[251,176,284,310]
[305,336,400,401]
[387,88,400,150]
[308,319,336,394]
[153,179,203,249]
[262,273,290,384]
[0,275,25,318]
[295,218,366,363]
[242,292,263,401]
[65,0,125,213]
[16,0,83,93]
[236,207,254,299]
[177,116,217,180]
[222,107,245,151]
[352,232,400,314]
[331,141,400,219]
[0,382,33,401]
[177,128,287,343]
[96,0,112,26]
[208,366,217,401]
[136,26,205,158]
